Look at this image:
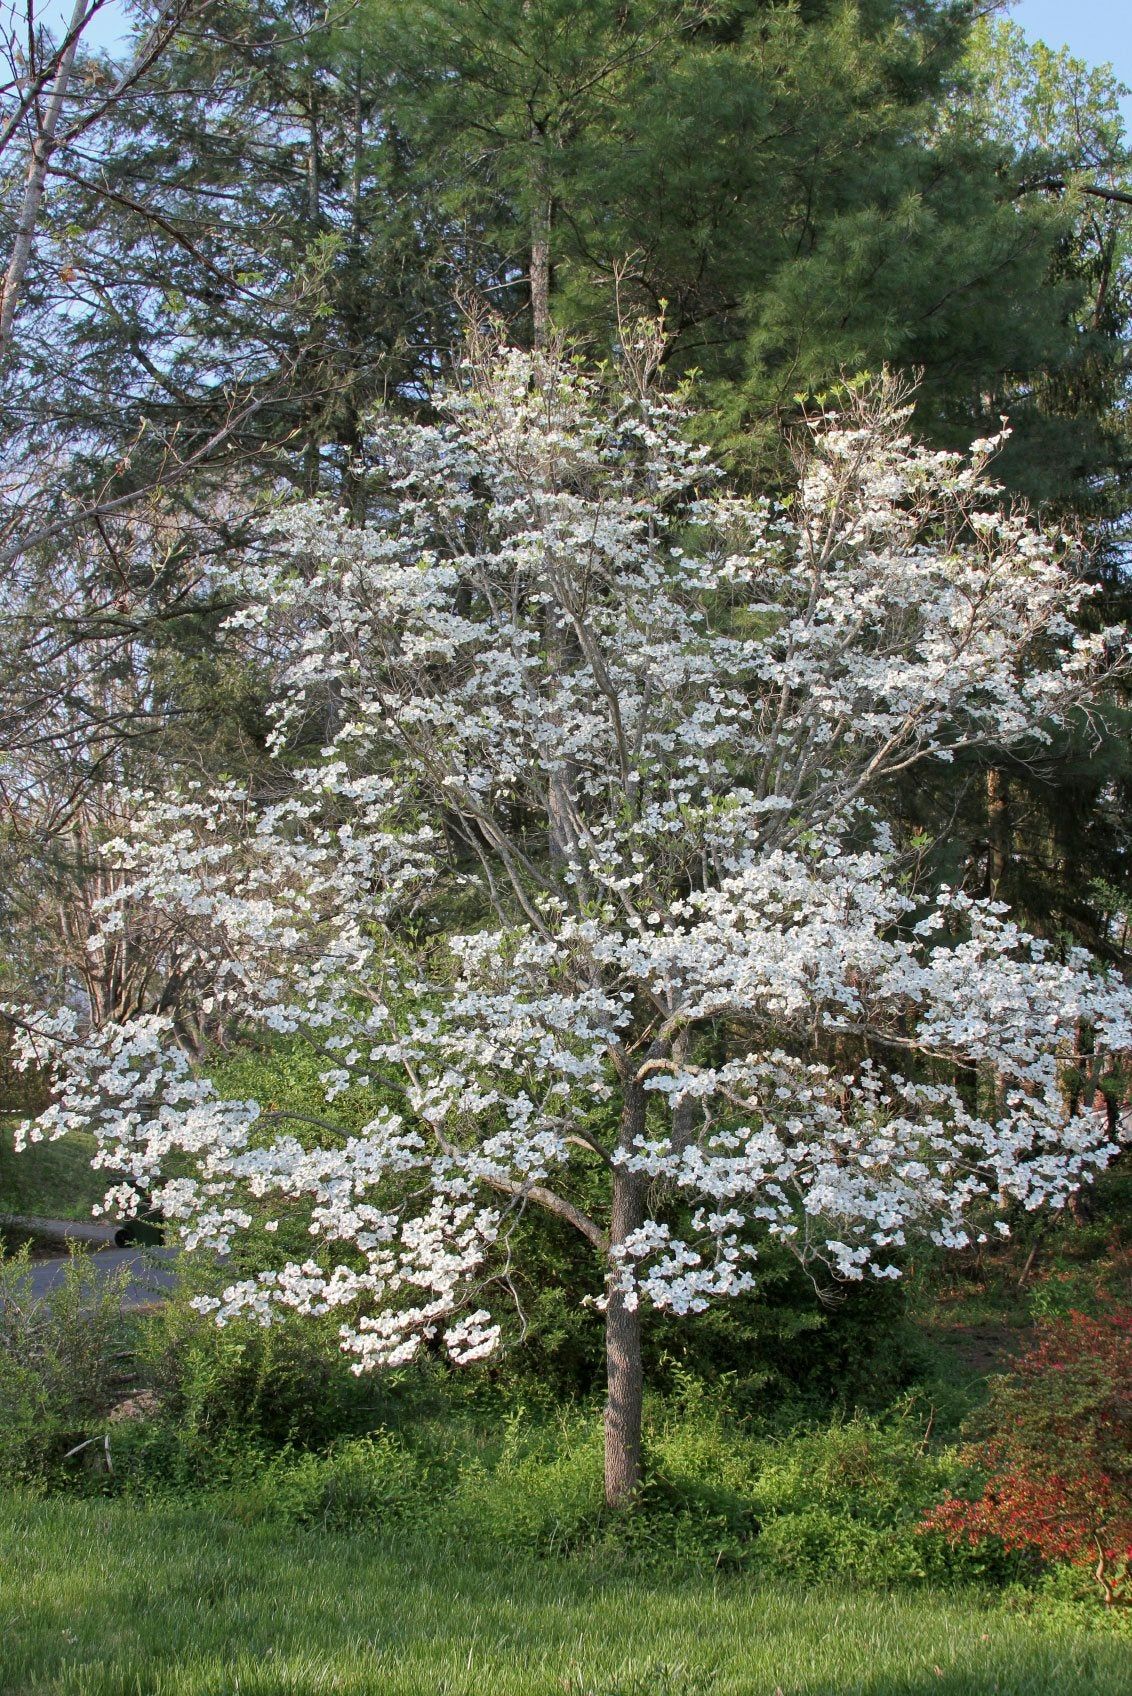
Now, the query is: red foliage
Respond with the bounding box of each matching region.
[923,1309,1132,1605]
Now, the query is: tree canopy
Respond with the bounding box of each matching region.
[11,338,1130,1502]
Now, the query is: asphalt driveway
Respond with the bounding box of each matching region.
[2,1214,178,1307]
[19,1245,178,1306]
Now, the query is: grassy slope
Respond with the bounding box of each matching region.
[0,1124,103,1224]
[1,1497,1128,1696]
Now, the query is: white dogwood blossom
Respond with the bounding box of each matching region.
[9,341,1130,1500]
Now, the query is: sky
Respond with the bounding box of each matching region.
[20,0,1132,127]
[1010,0,1132,124]
[23,0,128,55]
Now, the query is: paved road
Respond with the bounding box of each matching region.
[2,1212,118,1247]
[21,1245,178,1306]
[2,1213,178,1307]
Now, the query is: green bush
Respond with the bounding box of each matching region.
[128,1375,1022,1588]
[1028,1260,1119,1321]
[0,1235,1063,1596]
[230,1432,425,1530]
[31,1308,1032,1593]
[630,1381,1020,1583]
[446,1409,607,1556]
[133,1272,398,1466]
[645,1252,929,1419]
[475,1220,927,1415]
[0,1246,132,1486]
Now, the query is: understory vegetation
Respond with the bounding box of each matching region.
[3,1057,1131,1675]
[2,1153,1129,1655]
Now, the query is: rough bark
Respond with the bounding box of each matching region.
[670,1027,696,1153]
[544,608,579,867]
[529,124,552,350]
[985,767,1009,898]
[530,202,551,349]
[604,1080,647,1507]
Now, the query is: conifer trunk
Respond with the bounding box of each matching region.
[529,119,552,349]
[986,767,1009,897]
[530,195,551,350]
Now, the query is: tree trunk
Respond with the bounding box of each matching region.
[529,123,552,350]
[671,1027,696,1152]
[544,611,579,868]
[985,767,1009,898]
[307,81,322,228]
[604,1088,647,1508]
[530,200,551,350]
[0,0,88,355]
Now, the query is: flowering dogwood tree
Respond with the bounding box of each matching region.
[10,337,1132,1505]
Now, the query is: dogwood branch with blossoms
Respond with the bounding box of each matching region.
[8,335,1131,1505]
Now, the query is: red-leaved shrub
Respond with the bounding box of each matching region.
[923,1308,1132,1605]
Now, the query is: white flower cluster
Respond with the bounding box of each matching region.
[10,347,1129,1369]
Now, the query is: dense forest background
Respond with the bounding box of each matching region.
[3,0,1132,1033]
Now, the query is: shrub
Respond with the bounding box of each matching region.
[100,1332,1003,1584]
[231,1432,425,1530]
[95,1353,1027,1589]
[923,1308,1132,1606]
[481,1225,927,1417]
[0,1246,132,1485]
[436,1381,1018,1583]
[447,1408,607,1556]
[644,1252,928,1419]
[690,1400,1020,1585]
[135,1275,395,1463]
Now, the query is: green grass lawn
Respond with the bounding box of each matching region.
[0,1124,103,1225]
[0,1496,1127,1696]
